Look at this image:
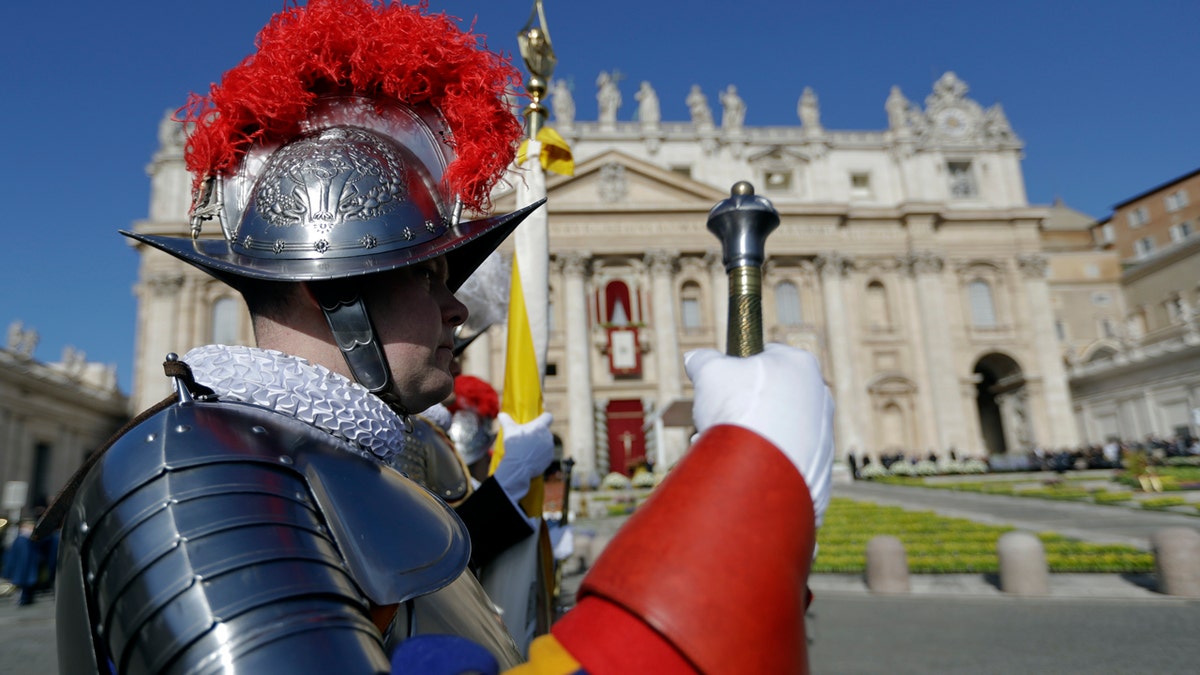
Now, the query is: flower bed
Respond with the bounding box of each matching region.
[813,498,1155,574]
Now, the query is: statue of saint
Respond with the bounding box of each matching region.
[635,81,660,126]
[596,71,621,124]
[550,78,575,126]
[719,85,745,131]
[687,84,713,128]
[797,87,822,132]
[885,86,909,132]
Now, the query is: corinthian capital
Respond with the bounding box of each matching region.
[899,251,944,276]
[1016,254,1049,279]
[645,249,678,276]
[558,250,592,277]
[815,251,854,278]
[144,274,186,297]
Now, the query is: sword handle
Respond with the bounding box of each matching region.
[706,182,779,357]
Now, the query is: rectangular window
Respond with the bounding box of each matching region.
[1169,221,1193,242]
[680,298,701,331]
[1127,206,1149,228]
[1165,189,1189,212]
[967,280,997,327]
[1099,223,1114,243]
[1054,319,1068,341]
[947,161,977,198]
[764,170,792,191]
[850,172,872,199]
[1134,236,1155,258]
[1166,297,1184,322]
[1100,318,1118,339]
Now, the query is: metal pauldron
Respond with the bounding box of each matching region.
[56,398,475,674]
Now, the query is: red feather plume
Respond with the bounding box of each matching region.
[180,0,522,213]
[450,375,500,419]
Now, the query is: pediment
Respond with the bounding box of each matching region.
[492,149,726,212]
[746,146,812,165]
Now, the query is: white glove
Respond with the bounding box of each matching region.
[684,343,834,525]
[494,411,555,504]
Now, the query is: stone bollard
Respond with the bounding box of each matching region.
[1151,527,1200,598]
[586,534,613,568]
[997,531,1049,596]
[865,535,910,593]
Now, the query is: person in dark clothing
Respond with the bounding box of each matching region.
[2,519,42,606]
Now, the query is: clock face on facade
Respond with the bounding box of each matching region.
[935,107,972,137]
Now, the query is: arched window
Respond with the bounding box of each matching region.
[775,281,802,326]
[968,279,997,328]
[865,280,891,330]
[680,281,703,332]
[604,281,632,326]
[211,297,240,344]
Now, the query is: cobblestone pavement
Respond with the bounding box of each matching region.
[0,590,56,675]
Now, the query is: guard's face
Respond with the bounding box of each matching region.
[364,256,467,412]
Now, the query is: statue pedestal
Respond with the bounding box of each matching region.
[832,461,853,485]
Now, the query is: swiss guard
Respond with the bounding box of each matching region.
[39,1,833,673]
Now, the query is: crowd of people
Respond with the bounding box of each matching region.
[845,432,1200,480]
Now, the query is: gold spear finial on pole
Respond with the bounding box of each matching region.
[707,181,780,357]
[518,0,556,138]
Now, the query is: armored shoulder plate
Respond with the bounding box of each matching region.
[57,399,470,675]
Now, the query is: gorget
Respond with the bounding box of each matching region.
[183,344,411,462]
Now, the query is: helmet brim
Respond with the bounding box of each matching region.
[123,199,545,293]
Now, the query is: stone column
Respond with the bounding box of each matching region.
[815,252,862,457]
[561,252,597,481]
[459,329,493,382]
[704,249,728,352]
[896,266,942,455]
[1018,254,1079,448]
[903,252,968,452]
[646,249,687,468]
[134,272,185,412]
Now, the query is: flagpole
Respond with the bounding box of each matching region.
[514,0,555,378]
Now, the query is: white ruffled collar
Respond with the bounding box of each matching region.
[183,344,410,460]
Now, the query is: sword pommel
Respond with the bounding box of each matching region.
[706,182,780,357]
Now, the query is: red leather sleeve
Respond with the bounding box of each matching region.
[558,424,816,674]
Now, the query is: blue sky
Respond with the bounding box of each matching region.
[2,0,1197,395]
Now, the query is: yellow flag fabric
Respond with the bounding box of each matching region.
[516,126,575,176]
[490,254,546,516]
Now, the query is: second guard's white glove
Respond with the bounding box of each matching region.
[684,343,835,525]
[494,411,555,505]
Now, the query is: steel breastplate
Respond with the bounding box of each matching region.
[55,398,514,674]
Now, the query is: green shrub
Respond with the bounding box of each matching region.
[1092,491,1135,504]
[813,497,1155,574]
[1140,496,1188,510]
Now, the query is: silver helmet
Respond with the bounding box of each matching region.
[127,96,537,294]
[126,96,539,406]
